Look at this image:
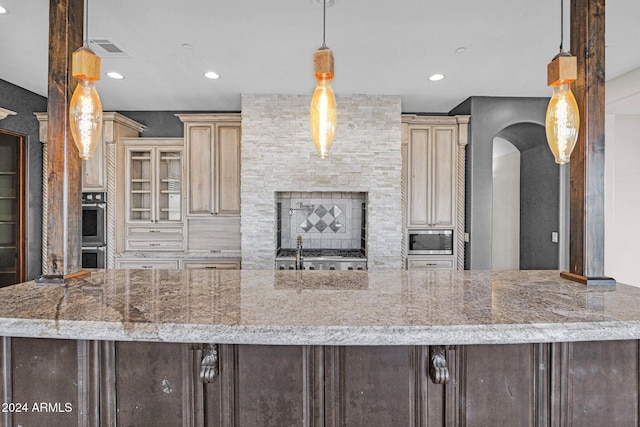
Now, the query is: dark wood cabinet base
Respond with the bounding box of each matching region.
[2,338,637,426]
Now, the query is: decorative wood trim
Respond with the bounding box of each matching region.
[0,107,16,120]
[176,113,241,124]
[218,344,238,426]
[455,116,469,270]
[77,340,100,427]
[302,345,324,427]
[106,141,117,268]
[400,122,409,269]
[402,115,465,126]
[324,346,345,427]
[534,344,551,426]
[409,346,429,427]
[1,337,12,427]
[182,344,199,427]
[100,341,117,427]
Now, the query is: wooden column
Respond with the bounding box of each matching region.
[560,0,614,286]
[37,0,89,282]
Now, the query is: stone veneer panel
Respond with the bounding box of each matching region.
[241,94,402,269]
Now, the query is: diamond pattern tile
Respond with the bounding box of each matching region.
[299,219,313,232]
[329,205,342,217]
[329,220,343,232]
[315,205,327,218]
[315,219,327,232]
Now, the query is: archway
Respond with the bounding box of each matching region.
[492,122,561,270]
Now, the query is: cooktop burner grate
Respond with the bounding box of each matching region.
[276,248,365,259]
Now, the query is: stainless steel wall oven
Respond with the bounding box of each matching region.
[82,192,107,268]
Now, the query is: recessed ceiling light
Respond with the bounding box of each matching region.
[181,43,193,50]
[428,73,445,81]
[0,5,8,14]
[204,71,220,80]
[106,71,125,80]
[455,46,467,54]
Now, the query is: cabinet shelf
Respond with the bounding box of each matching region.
[0,221,16,225]
[130,156,152,160]
[131,179,151,183]
[131,208,152,212]
[0,197,17,200]
[160,190,181,194]
[131,190,151,194]
[0,172,17,175]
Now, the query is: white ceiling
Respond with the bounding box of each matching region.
[1,0,639,113]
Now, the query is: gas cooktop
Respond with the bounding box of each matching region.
[276,248,366,259]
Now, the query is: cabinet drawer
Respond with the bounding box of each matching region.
[182,260,241,270]
[126,240,184,251]
[116,259,179,270]
[407,258,454,270]
[127,226,184,240]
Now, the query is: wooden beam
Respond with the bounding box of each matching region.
[561,0,614,286]
[37,0,89,283]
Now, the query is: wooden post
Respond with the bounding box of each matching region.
[37,0,90,283]
[560,0,614,286]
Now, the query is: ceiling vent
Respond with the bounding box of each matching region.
[88,39,130,57]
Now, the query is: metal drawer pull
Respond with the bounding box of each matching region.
[205,266,217,269]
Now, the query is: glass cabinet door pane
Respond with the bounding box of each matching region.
[0,136,18,286]
[129,150,153,221]
[157,150,182,222]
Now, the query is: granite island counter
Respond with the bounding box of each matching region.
[2,270,639,426]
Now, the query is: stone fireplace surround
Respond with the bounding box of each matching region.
[241,94,402,269]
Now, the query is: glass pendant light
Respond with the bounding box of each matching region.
[545,0,579,165]
[69,0,103,160]
[310,0,337,159]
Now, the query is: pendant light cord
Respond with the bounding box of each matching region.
[559,0,564,51]
[321,0,327,48]
[83,0,89,47]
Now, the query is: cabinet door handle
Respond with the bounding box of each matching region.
[149,243,160,247]
[141,265,152,269]
[149,230,160,233]
[205,266,217,269]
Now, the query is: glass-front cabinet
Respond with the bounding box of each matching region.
[0,131,25,286]
[126,144,183,224]
[123,138,184,252]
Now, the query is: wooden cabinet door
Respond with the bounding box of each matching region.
[408,127,430,227]
[431,126,456,227]
[216,124,241,215]
[186,124,215,216]
[82,134,105,191]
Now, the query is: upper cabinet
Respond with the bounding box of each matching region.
[179,114,241,217]
[407,125,457,228]
[123,139,184,224]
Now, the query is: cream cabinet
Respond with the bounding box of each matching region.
[407,125,457,228]
[115,258,180,270]
[182,259,241,270]
[407,257,455,270]
[177,114,242,254]
[178,115,241,217]
[123,138,184,251]
[402,115,470,271]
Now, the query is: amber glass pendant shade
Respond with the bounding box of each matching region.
[545,84,579,165]
[69,79,103,159]
[69,46,103,159]
[310,75,337,159]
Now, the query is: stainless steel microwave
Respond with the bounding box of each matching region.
[408,229,453,255]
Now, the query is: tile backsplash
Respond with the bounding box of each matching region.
[277,192,366,250]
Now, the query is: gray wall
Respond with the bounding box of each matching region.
[117,111,239,137]
[450,96,559,270]
[0,79,47,280]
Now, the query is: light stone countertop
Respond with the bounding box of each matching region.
[0,269,639,346]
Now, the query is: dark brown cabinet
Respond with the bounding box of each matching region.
[0,130,26,287]
[2,339,640,426]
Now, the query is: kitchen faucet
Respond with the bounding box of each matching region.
[295,235,303,270]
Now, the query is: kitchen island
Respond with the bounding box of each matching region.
[1,269,639,426]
